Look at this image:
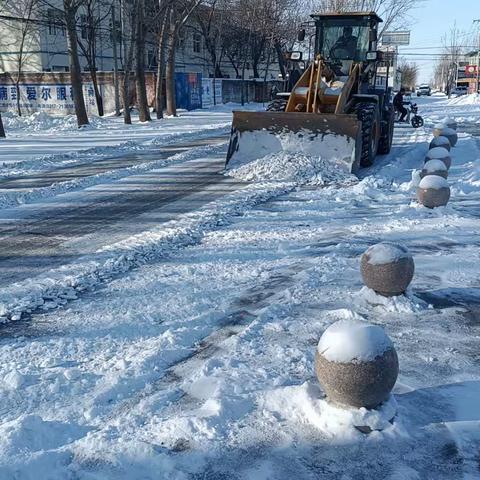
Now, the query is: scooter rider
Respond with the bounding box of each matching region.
[393,88,408,122]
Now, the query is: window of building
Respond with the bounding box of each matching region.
[48,9,65,36]
[147,50,158,69]
[193,33,201,53]
[80,15,88,39]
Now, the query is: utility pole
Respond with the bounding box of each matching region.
[474,20,480,93]
[112,4,121,116]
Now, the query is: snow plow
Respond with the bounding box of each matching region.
[225,12,395,174]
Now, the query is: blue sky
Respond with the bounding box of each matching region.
[397,0,480,83]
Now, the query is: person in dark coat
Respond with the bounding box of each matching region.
[393,88,408,122]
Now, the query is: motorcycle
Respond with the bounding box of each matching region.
[395,102,424,128]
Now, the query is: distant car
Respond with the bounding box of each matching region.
[416,84,431,96]
[452,86,468,96]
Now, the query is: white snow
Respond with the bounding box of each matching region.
[423,159,447,172]
[418,175,449,190]
[430,136,451,147]
[317,319,394,363]
[426,146,450,159]
[226,129,357,173]
[0,96,479,478]
[225,151,356,185]
[364,242,412,265]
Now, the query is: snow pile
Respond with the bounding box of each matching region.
[226,151,356,185]
[418,175,449,190]
[364,243,411,265]
[226,129,357,173]
[262,382,398,437]
[317,319,393,363]
[446,93,480,106]
[2,111,105,133]
[355,287,427,313]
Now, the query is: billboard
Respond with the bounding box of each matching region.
[0,83,97,115]
[465,65,478,76]
[175,73,202,111]
[381,31,410,46]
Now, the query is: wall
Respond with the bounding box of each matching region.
[0,72,280,116]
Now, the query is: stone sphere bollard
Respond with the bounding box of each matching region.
[425,146,452,169]
[315,320,399,409]
[429,136,451,151]
[433,126,458,147]
[360,243,415,297]
[417,175,450,208]
[421,159,448,179]
[442,118,457,130]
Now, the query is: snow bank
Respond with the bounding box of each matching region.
[225,151,356,185]
[2,111,105,133]
[446,93,480,106]
[0,142,228,211]
[418,175,449,190]
[317,320,393,363]
[1,124,231,177]
[364,243,411,266]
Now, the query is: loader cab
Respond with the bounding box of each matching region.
[312,12,381,69]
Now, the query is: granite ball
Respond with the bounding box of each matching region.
[433,126,458,147]
[429,136,451,151]
[417,175,450,208]
[420,159,448,179]
[425,147,452,169]
[315,320,399,409]
[360,243,415,297]
[442,118,458,130]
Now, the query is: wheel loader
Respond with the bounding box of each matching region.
[225,12,395,174]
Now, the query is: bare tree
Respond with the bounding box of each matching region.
[164,0,202,117]
[76,0,112,116]
[312,0,423,34]
[135,0,151,122]
[1,0,40,116]
[61,0,90,126]
[120,0,137,124]
[398,59,418,90]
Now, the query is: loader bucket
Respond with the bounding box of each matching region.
[225,111,362,174]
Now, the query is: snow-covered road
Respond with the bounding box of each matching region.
[0,95,479,479]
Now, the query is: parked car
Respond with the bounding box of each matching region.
[452,86,468,96]
[416,84,431,96]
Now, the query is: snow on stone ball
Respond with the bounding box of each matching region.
[420,159,448,179]
[360,242,414,297]
[315,320,399,409]
[425,147,451,169]
[442,117,457,130]
[417,175,450,208]
[433,127,458,147]
[429,136,451,151]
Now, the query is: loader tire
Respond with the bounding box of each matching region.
[356,103,381,167]
[266,98,288,112]
[378,109,395,154]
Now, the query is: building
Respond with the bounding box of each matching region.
[0,1,280,80]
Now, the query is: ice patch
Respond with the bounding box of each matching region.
[317,319,393,363]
